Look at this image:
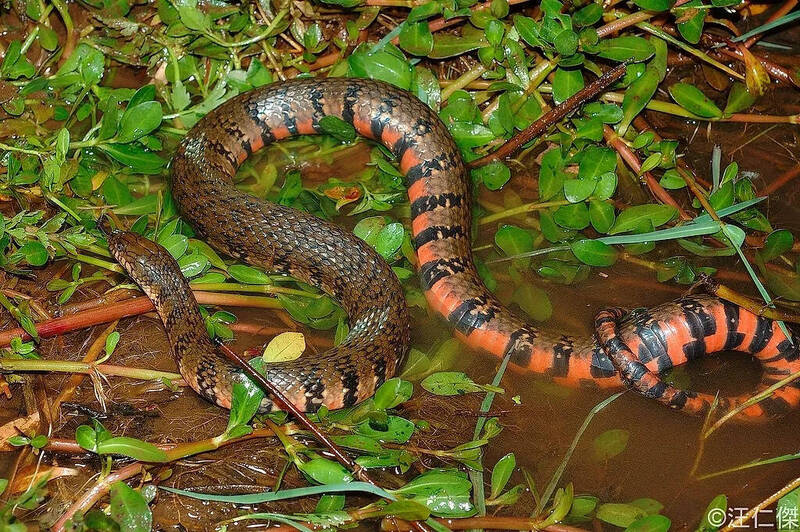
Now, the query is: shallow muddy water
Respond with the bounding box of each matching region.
[1,25,800,531]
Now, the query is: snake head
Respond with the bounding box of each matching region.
[107,230,182,292]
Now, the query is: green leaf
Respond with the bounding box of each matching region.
[761,229,794,262]
[724,82,757,115]
[583,102,623,124]
[573,3,603,25]
[676,0,705,44]
[578,146,616,180]
[355,415,415,443]
[609,204,677,234]
[349,45,413,90]
[299,457,354,485]
[618,39,664,135]
[376,222,404,259]
[495,225,534,258]
[539,149,565,200]
[39,27,59,51]
[162,481,394,504]
[99,144,166,174]
[571,239,618,267]
[399,21,434,56]
[626,515,671,532]
[553,203,589,230]
[116,101,162,143]
[110,481,153,532]
[228,264,271,284]
[429,32,488,59]
[96,437,168,462]
[159,233,188,259]
[777,487,800,531]
[591,37,655,62]
[592,428,629,460]
[319,115,356,142]
[373,377,413,409]
[596,503,647,528]
[589,200,615,233]
[554,30,579,56]
[76,425,98,451]
[177,1,209,31]
[632,0,673,11]
[668,83,723,118]
[421,372,502,395]
[18,241,48,266]
[512,284,552,321]
[639,152,661,175]
[473,161,511,191]
[564,178,596,203]
[129,84,156,108]
[226,380,263,437]
[552,68,584,105]
[105,331,120,356]
[113,194,159,215]
[698,494,727,532]
[490,453,515,499]
[102,176,133,207]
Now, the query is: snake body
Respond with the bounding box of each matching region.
[108,77,800,419]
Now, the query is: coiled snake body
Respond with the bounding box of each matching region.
[108,78,800,419]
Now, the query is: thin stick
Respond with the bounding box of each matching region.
[701,275,800,323]
[212,339,434,532]
[469,63,628,168]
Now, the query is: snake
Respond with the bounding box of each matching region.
[106,77,800,419]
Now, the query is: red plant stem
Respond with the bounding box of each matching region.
[51,463,145,532]
[744,0,798,48]
[603,125,692,220]
[470,63,628,168]
[760,163,800,196]
[0,291,281,347]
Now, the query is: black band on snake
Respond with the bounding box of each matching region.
[106,77,800,420]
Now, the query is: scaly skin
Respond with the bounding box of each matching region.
[110,77,800,419]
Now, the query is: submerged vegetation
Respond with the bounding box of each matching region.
[0,0,799,527]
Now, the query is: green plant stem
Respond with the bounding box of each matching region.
[597,92,798,123]
[704,369,800,439]
[636,22,744,80]
[190,282,319,298]
[69,252,124,273]
[205,9,288,48]
[0,143,44,157]
[676,167,793,344]
[0,358,182,381]
[694,450,800,481]
[478,200,569,225]
[535,393,623,515]
[442,65,488,101]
